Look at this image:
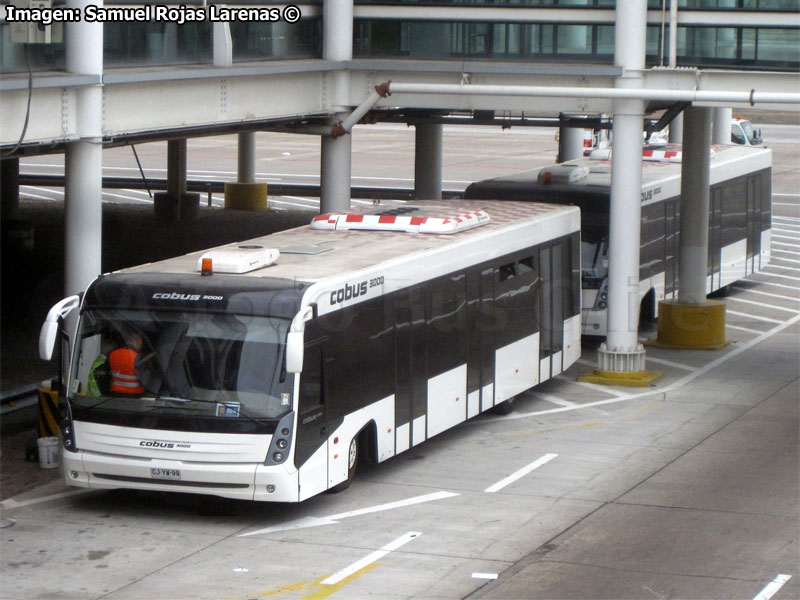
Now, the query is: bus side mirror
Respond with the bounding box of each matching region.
[286,331,304,373]
[286,305,313,374]
[39,295,80,361]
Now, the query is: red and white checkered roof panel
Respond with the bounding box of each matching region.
[311,204,491,234]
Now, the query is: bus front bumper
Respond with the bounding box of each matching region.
[61,449,300,502]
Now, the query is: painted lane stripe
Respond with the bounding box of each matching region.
[760,271,800,281]
[240,491,458,536]
[732,287,800,302]
[773,216,800,223]
[772,234,800,242]
[752,574,792,600]
[495,314,800,422]
[773,249,800,258]
[0,489,93,510]
[321,531,421,585]
[484,454,558,493]
[751,280,800,291]
[726,309,784,324]
[557,375,628,398]
[726,297,800,314]
[773,241,800,250]
[773,225,800,232]
[726,323,763,334]
[773,193,800,197]
[643,356,697,371]
[527,391,576,407]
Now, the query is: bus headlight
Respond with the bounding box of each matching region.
[264,411,294,466]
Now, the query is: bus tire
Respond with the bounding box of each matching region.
[330,437,358,493]
[490,397,515,415]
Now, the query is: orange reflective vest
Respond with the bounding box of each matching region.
[109,348,144,395]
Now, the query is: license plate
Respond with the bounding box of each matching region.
[151,468,181,480]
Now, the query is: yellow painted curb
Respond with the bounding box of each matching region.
[578,369,665,387]
[653,299,728,350]
[224,182,268,211]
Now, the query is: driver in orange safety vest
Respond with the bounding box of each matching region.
[109,332,145,395]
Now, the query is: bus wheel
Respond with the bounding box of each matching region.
[490,397,515,415]
[330,437,358,493]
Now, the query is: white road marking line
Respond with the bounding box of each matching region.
[751,280,800,291]
[527,391,576,407]
[773,216,800,223]
[492,313,800,423]
[472,573,499,580]
[773,193,800,197]
[644,356,697,371]
[0,489,93,510]
[770,260,800,268]
[19,190,57,201]
[484,454,558,493]
[772,234,800,242]
[726,309,784,324]
[732,287,800,302]
[726,297,800,313]
[773,202,800,206]
[726,323,763,334]
[557,375,628,397]
[760,271,800,281]
[321,531,421,585]
[22,185,64,197]
[773,249,800,257]
[752,574,792,600]
[240,491,458,536]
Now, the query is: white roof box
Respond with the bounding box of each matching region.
[311,204,490,234]
[537,164,590,184]
[196,245,279,274]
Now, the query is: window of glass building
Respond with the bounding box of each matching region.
[104,22,212,68]
[230,19,322,61]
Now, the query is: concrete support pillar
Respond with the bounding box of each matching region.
[655,107,727,349]
[64,0,103,296]
[678,107,712,305]
[224,131,268,211]
[320,127,352,213]
[414,121,443,199]
[666,0,683,145]
[238,132,256,184]
[1,158,20,219]
[319,0,353,213]
[669,113,684,143]
[581,0,661,386]
[713,107,733,145]
[167,139,187,197]
[155,138,199,221]
[557,117,585,163]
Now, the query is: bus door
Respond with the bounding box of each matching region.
[295,333,329,499]
[394,285,427,452]
[540,244,564,380]
[709,190,723,290]
[467,266,495,414]
[746,175,762,273]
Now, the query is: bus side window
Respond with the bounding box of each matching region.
[299,342,324,412]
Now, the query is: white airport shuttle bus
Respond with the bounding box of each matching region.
[465,144,772,335]
[40,200,581,502]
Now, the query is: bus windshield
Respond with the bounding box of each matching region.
[581,236,609,287]
[69,309,293,425]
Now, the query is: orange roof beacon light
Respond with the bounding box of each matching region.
[200,257,213,276]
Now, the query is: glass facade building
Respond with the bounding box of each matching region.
[1,1,797,72]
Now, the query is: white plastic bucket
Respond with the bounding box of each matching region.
[37,437,59,469]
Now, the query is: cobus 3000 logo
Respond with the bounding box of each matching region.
[140,440,175,449]
[329,280,369,306]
